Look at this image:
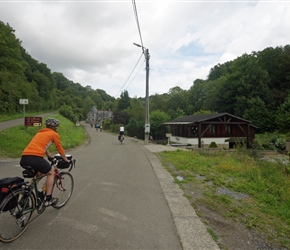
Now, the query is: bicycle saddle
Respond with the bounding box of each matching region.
[21,166,37,178]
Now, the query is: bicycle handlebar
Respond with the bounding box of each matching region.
[50,155,76,172]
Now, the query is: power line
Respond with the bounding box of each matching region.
[114,52,143,98]
[132,0,145,52]
[114,0,146,98]
[126,59,145,91]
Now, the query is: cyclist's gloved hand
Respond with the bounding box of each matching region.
[48,156,54,162]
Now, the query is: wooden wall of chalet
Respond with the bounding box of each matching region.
[201,124,255,141]
[171,123,255,141]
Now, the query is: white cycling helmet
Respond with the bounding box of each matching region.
[45,118,59,130]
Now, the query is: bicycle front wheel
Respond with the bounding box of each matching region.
[52,172,74,209]
[0,189,35,243]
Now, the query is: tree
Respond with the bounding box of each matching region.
[117,90,131,111]
[150,93,169,112]
[243,97,274,132]
[112,111,130,125]
[96,88,115,103]
[126,118,144,139]
[90,91,105,110]
[126,98,145,121]
[0,22,27,75]
[150,110,170,140]
[275,95,290,132]
[82,96,96,118]
[204,54,272,116]
[208,62,232,81]
[187,79,212,113]
[202,76,229,113]
[52,72,71,91]
[167,86,187,110]
[59,104,74,122]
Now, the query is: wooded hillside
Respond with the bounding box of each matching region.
[1,21,290,136]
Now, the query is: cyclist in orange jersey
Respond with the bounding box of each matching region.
[20,118,69,206]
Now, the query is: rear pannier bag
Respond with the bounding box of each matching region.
[0,177,24,211]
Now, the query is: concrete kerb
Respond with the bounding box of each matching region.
[142,143,220,250]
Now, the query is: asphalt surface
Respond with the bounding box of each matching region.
[0,120,219,250]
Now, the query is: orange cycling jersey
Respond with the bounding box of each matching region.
[22,128,65,157]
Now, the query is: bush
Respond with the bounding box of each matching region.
[275,138,286,150]
[103,118,111,130]
[209,141,218,148]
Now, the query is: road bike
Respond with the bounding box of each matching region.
[0,155,76,243]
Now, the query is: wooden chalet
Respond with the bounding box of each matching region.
[163,113,257,149]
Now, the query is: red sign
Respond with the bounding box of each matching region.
[25,117,42,127]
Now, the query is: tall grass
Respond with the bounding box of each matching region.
[0,114,87,158]
[159,149,290,248]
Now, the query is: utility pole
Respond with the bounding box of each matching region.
[133,43,150,145]
[144,48,150,145]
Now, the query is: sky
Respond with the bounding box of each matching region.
[0,0,290,99]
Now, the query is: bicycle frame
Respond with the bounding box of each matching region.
[15,174,46,217]
[0,155,75,243]
[53,168,66,191]
[18,164,68,216]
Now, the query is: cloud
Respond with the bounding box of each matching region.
[0,1,289,98]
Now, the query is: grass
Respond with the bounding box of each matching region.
[158,149,290,249]
[0,111,50,122]
[0,114,88,158]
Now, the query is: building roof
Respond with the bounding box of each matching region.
[88,106,98,114]
[163,112,256,127]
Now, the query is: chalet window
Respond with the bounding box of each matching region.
[226,125,231,133]
[191,126,198,136]
[210,124,216,134]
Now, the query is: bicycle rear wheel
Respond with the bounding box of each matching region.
[0,189,35,243]
[52,172,74,209]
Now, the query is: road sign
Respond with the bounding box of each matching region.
[25,117,42,127]
[19,99,29,105]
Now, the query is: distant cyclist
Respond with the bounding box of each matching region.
[95,123,100,131]
[20,118,69,206]
[119,124,124,140]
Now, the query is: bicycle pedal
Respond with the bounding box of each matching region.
[37,204,46,214]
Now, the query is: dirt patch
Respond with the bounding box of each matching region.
[183,186,282,250]
[168,161,288,250]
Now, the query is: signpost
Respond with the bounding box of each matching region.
[19,99,29,105]
[19,99,42,130]
[19,99,28,127]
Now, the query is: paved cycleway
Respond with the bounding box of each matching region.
[0,121,219,249]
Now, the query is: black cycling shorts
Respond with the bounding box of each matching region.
[20,155,51,174]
